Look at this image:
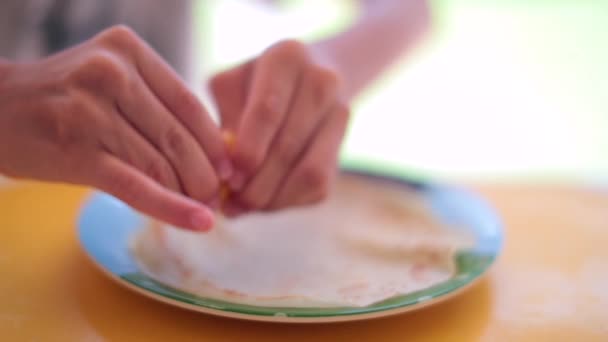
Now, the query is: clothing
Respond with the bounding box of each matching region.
[0,0,194,77]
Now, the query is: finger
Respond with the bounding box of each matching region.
[97,26,230,179]
[90,153,215,231]
[117,72,220,203]
[229,45,305,190]
[209,61,253,132]
[235,70,338,210]
[209,130,236,210]
[100,106,181,193]
[268,105,349,210]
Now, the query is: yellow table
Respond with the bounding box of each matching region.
[1,182,607,341]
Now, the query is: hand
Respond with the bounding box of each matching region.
[0,26,231,231]
[210,40,350,215]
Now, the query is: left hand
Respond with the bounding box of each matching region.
[210,40,350,215]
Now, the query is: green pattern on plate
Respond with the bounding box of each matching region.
[80,163,502,320]
[120,251,495,318]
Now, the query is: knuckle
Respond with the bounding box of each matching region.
[95,25,140,52]
[310,65,340,89]
[272,39,308,62]
[274,135,300,165]
[306,66,341,107]
[69,50,129,94]
[161,125,186,155]
[104,168,139,203]
[252,94,282,126]
[143,159,171,187]
[335,103,351,121]
[298,165,329,194]
[171,87,200,115]
[86,51,123,76]
[235,148,265,174]
[312,65,340,92]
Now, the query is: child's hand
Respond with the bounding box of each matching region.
[210,40,350,215]
[0,26,230,231]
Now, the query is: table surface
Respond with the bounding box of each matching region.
[0,182,607,341]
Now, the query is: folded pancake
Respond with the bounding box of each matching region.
[130,174,473,308]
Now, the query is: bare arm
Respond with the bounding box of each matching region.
[313,0,431,100]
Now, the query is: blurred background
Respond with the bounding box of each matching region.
[195,0,608,184]
[0,0,605,189]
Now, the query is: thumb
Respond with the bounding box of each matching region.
[209,60,253,132]
[91,154,215,231]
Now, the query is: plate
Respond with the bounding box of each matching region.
[78,166,503,323]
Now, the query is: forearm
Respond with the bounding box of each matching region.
[312,0,430,100]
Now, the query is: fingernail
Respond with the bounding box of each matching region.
[229,172,246,191]
[217,159,233,181]
[190,210,213,231]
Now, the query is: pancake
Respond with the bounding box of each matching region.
[130,174,473,308]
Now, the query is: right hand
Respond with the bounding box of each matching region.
[0,25,231,231]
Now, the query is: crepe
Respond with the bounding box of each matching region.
[130,174,473,308]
